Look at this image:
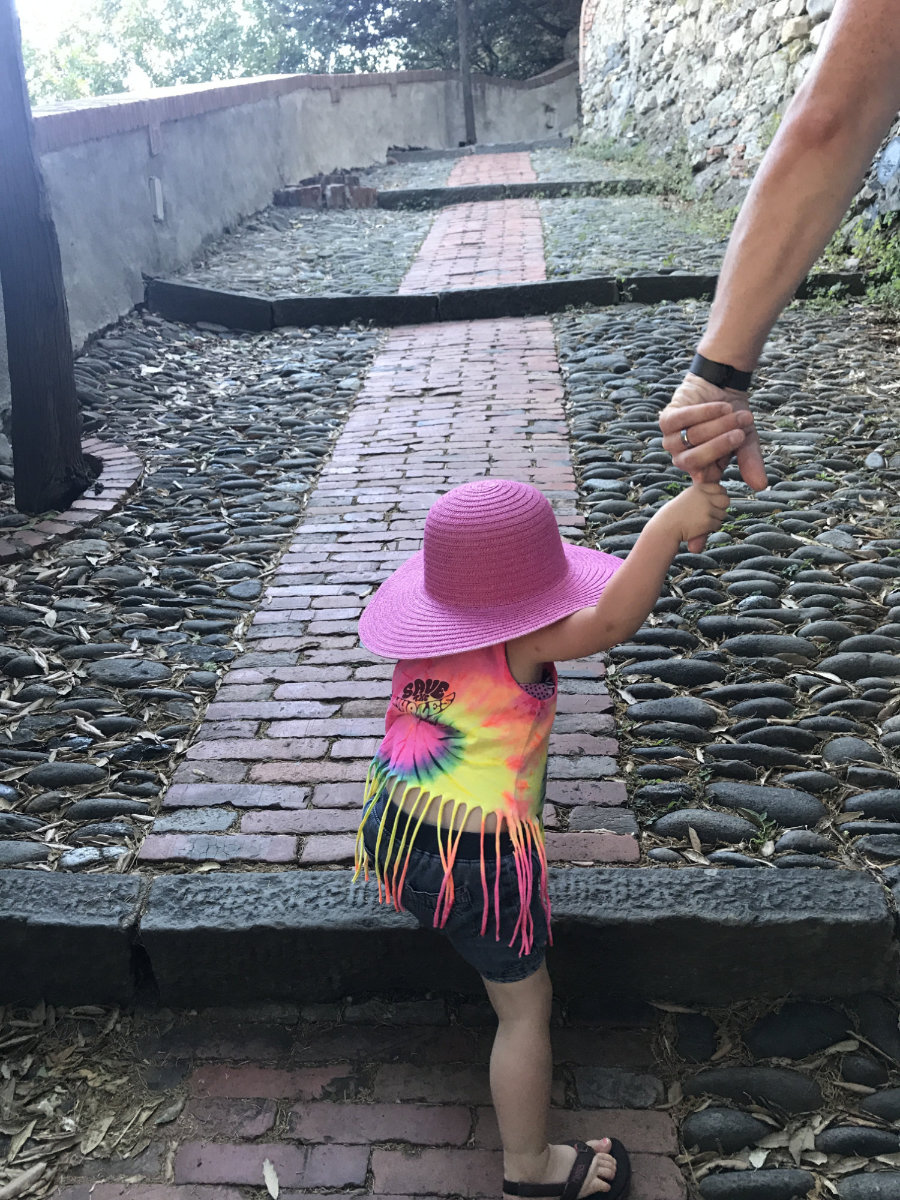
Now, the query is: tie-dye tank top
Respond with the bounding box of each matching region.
[354,642,557,955]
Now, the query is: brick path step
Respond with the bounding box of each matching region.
[51,998,685,1200]
[447,150,537,186]
[399,200,546,292]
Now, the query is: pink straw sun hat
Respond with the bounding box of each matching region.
[359,478,623,658]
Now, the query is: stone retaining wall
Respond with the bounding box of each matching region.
[580,0,900,211]
[0,63,577,461]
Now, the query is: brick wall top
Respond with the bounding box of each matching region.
[32,62,577,154]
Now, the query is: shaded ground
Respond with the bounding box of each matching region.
[2,992,898,1199]
[173,207,435,298]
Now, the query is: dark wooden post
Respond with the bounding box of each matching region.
[0,0,96,514]
[456,0,477,145]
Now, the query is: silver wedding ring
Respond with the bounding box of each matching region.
[679,427,694,449]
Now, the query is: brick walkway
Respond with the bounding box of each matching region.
[399,150,544,293]
[54,1001,683,1200]
[447,151,537,186]
[398,200,546,292]
[128,151,660,1199]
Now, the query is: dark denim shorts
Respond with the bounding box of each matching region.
[362,793,549,984]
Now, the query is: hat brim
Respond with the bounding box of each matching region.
[359,542,624,659]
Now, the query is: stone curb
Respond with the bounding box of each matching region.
[2,867,896,1006]
[145,272,866,332]
[0,440,144,564]
[144,279,275,331]
[376,178,657,208]
[388,137,572,162]
[0,871,148,1005]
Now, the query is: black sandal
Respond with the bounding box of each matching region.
[503,1138,631,1200]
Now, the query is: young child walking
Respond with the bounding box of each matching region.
[354,477,728,1199]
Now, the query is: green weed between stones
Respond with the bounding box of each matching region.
[818,213,900,313]
[855,216,900,311]
[745,812,779,853]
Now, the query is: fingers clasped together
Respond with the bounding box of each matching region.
[659,373,767,490]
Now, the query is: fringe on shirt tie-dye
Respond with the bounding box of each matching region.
[352,643,556,957]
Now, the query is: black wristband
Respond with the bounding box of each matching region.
[690,353,753,391]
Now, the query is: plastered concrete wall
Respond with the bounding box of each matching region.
[283,79,459,175]
[42,129,160,349]
[472,63,579,144]
[0,64,576,459]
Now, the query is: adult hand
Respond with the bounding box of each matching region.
[659,374,766,552]
[660,374,767,489]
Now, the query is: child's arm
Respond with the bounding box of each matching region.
[509,483,729,667]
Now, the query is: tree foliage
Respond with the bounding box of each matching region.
[23,0,579,104]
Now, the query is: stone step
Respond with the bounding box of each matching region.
[145,271,866,331]
[376,178,657,207]
[2,867,896,1006]
[387,135,573,161]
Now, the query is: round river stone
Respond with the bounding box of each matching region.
[859,1087,900,1122]
[815,1126,899,1156]
[839,1173,900,1199]
[86,657,172,688]
[745,1001,849,1060]
[651,809,757,845]
[822,737,883,765]
[705,783,825,827]
[699,1169,815,1199]
[626,697,719,726]
[683,1067,822,1113]
[843,790,900,820]
[24,762,107,788]
[841,1051,888,1087]
[681,1106,771,1153]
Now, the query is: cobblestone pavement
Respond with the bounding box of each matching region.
[0,320,382,872]
[361,159,453,191]
[171,208,436,299]
[4,148,900,1200]
[557,300,900,878]
[531,146,642,183]
[170,148,692,299]
[541,197,727,277]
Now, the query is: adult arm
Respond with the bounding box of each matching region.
[660,0,900,486]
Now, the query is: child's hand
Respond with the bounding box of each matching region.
[656,482,729,544]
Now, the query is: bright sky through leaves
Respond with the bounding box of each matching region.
[17,0,91,48]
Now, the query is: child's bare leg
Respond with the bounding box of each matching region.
[484,963,619,1197]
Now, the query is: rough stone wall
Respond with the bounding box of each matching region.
[580,0,830,204]
[580,0,900,212]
